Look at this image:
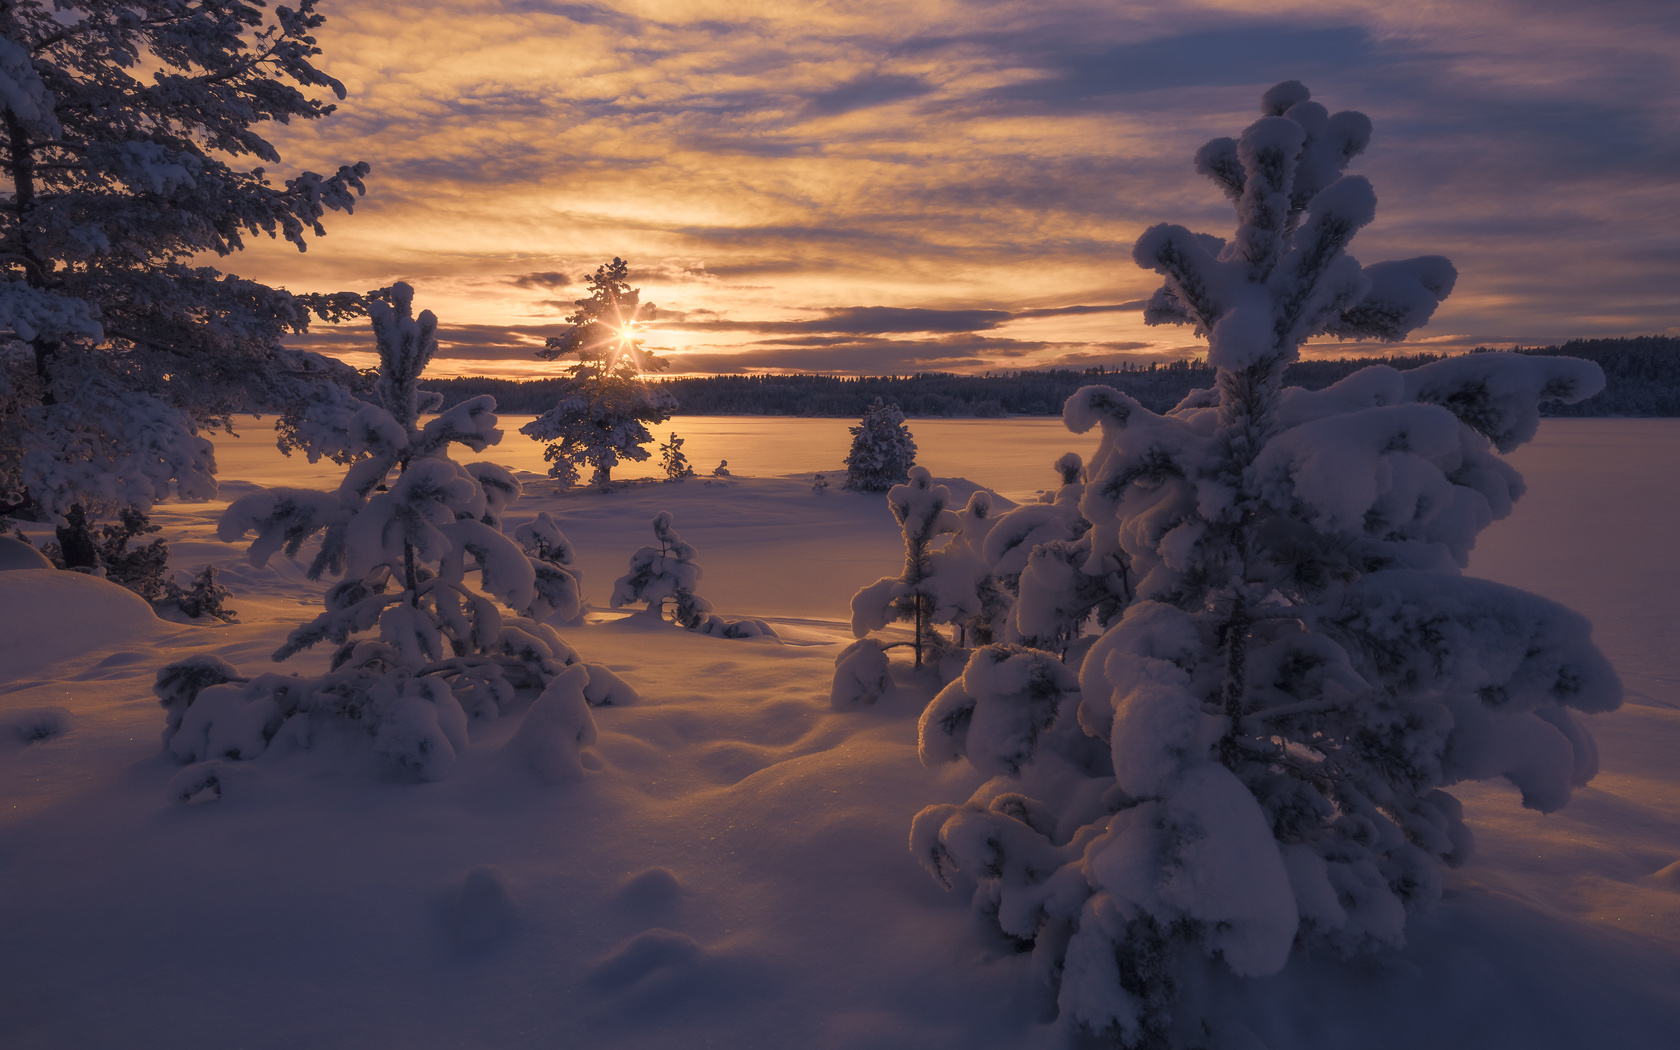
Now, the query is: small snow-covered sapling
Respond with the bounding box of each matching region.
[842,467,996,684]
[160,564,238,623]
[611,512,776,639]
[659,433,696,480]
[612,511,712,627]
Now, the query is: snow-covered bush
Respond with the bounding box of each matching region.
[504,664,598,783]
[659,433,696,479]
[611,511,774,639]
[521,259,677,486]
[0,0,369,522]
[910,82,1620,1048]
[154,285,603,782]
[843,397,916,491]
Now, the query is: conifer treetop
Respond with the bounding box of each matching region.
[1134,81,1456,372]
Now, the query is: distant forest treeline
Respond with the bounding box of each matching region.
[425,337,1680,418]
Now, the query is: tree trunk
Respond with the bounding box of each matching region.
[913,593,925,669]
[56,505,98,569]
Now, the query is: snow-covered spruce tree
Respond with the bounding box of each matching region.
[521,258,677,487]
[941,487,1007,647]
[0,1,370,522]
[911,82,1619,1048]
[158,563,237,623]
[153,285,601,783]
[843,396,916,491]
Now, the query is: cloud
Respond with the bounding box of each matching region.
[801,73,933,117]
[1044,344,1180,369]
[287,323,565,362]
[511,271,572,289]
[668,333,1177,375]
[649,302,1145,336]
[978,24,1379,108]
[506,1,645,33]
[671,344,992,375]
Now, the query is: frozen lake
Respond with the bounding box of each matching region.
[209,414,1680,679]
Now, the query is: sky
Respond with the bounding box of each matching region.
[231,0,1680,378]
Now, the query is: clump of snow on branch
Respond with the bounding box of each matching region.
[908,81,1619,1050]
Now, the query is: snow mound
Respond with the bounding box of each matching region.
[0,536,52,570]
[448,865,517,949]
[587,928,774,1017]
[0,569,168,677]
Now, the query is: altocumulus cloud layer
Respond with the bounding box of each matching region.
[240,0,1680,377]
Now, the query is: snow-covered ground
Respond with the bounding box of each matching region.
[1,418,1676,1049]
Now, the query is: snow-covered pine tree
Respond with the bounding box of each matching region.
[520,259,677,487]
[0,1,370,522]
[842,396,916,491]
[659,432,695,479]
[911,82,1620,1048]
[154,285,599,782]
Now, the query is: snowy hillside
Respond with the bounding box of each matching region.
[1,419,1676,1050]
